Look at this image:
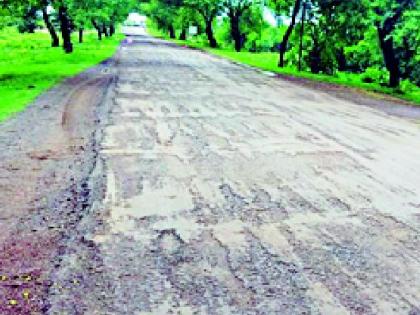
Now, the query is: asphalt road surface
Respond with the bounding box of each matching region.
[0,32,419,314]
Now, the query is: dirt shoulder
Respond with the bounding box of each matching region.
[277,74,420,120]
[0,58,115,314]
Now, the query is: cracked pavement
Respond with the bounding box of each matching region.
[1,32,420,314]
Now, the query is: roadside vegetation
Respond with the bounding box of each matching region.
[0,28,123,121]
[0,0,419,123]
[143,0,420,105]
[0,0,136,122]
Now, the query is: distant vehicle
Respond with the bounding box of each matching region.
[124,13,147,28]
[124,21,146,27]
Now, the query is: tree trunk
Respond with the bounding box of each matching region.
[229,12,242,52]
[373,3,408,87]
[205,19,217,48]
[310,46,322,74]
[91,20,102,40]
[168,25,176,39]
[110,23,115,36]
[26,7,37,33]
[196,24,202,35]
[401,36,414,79]
[278,0,302,67]
[58,5,73,53]
[377,27,400,87]
[102,24,109,37]
[41,6,59,47]
[298,2,306,71]
[309,26,321,74]
[337,47,346,71]
[79,28,83,43]
[179,29,187,40]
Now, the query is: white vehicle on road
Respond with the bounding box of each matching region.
[123,13,147,36]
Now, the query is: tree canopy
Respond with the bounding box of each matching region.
[1,0,419,88]
[146,0,419,88]
[0,0,137,52]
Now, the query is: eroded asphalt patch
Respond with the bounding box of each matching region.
[0,61,114,313]
[1,35,420,314]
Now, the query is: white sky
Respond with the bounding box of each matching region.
[263,8,278,26]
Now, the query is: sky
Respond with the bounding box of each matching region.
[263,7,278,26]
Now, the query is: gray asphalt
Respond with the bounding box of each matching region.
[1,32,419,314]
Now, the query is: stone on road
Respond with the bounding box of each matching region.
[2,34,420,314]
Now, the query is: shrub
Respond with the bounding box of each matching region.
[400,79,417,93]
[244,26,282,53]
[361,67,388,84]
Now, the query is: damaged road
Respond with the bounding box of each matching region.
[0,59,115,313]
[0,34,420,314]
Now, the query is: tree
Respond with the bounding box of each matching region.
[302,0,369,74]
[145,0,183,38]
[41,0,59,47]
[1,0,135,53]
[67,0,89,43]
[70,0,134,42]
[223,0,255,52]
[373,0,417,87]
[17,4,37,33]
[0,7,14,29]
[7,0,75,52]
[270,0,302,67]
[56,1,73,53]
[174,6,199,40]
[0,0,38,33]
[298,0,307,71]
[394,7,420,85]
[272,0,371,74]
[185,0,224,47]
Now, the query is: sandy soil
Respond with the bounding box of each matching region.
[0,33,419,314]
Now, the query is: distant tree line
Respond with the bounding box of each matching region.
[1,0,418,87]
[143,0,419,88]
[0,0,136,53]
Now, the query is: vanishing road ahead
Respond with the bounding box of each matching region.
[0,32,419,314]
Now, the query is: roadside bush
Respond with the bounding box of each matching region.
[245,26,282,53]
[400,79,418,93]
[361,67,388,84]
[345,27,384,73]
[410,64,420,86]
[214,20,232,49]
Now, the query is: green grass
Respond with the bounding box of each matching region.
[203,50,420,105]
[149,24,420,105]
[0,28,124,122]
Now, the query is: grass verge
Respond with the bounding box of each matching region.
[0,28,124,122]
[148,25,420,105]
